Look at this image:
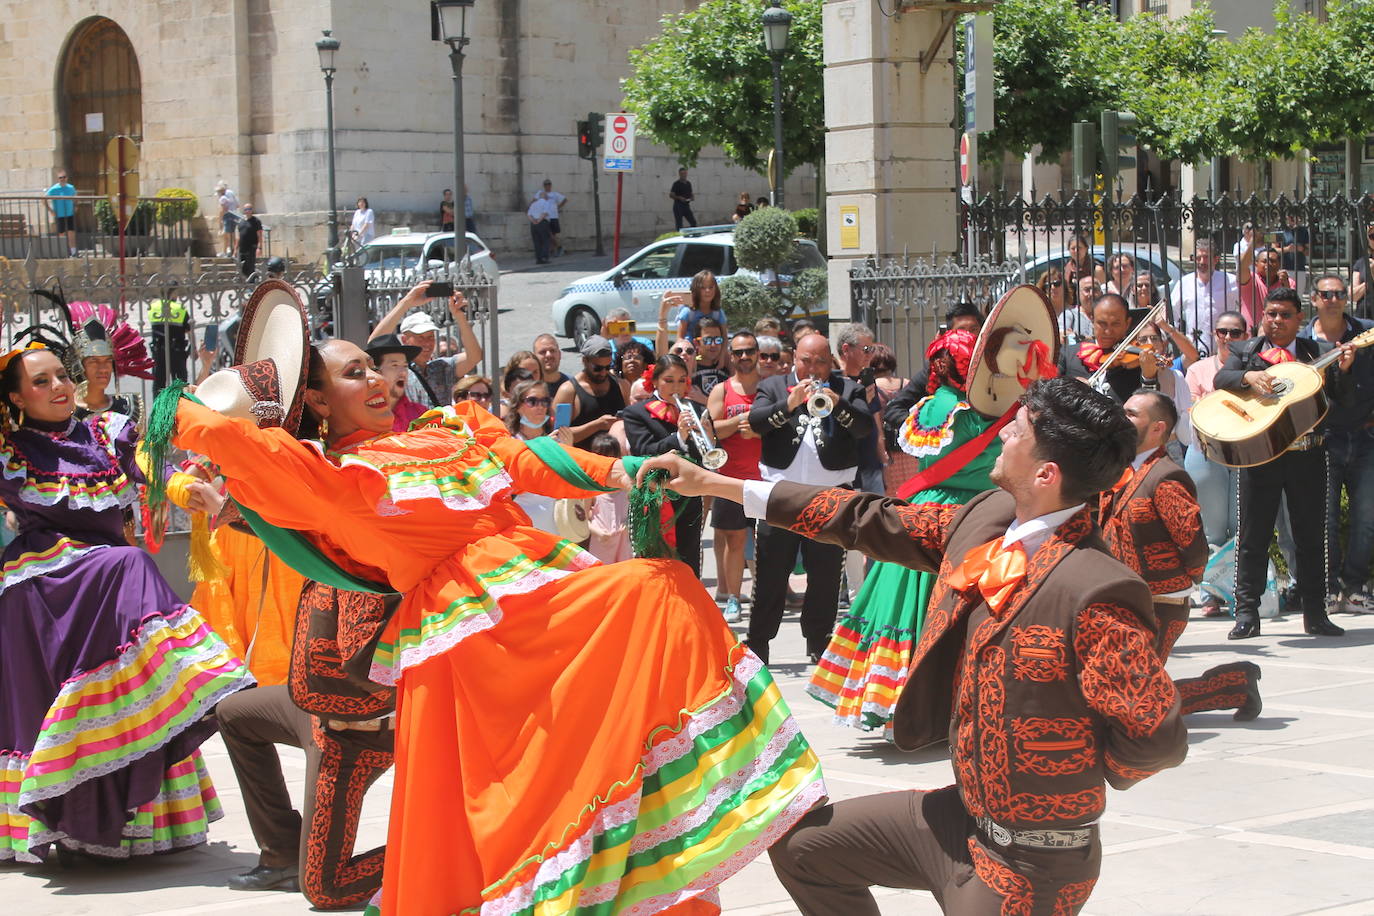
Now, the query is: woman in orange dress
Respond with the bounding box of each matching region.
[171,339,825,915]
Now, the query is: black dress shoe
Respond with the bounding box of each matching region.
[1233,662,1263,722]
[1228,617,1261,640]
[228,864,300,892]
[1304,616,1346,637]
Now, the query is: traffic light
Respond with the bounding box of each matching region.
[1100,109,1138,190]
[588,112,605,151]
[577,120,593,160]
[1072,121,1097,193]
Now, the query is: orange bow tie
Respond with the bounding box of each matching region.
[1111,465,1134,493]
[1260,346,1295,365]
[947,537,1028,615]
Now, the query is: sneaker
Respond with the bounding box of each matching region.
[1325,593,1347,616]
[1342,590,1374,614]
[723,596,742,623]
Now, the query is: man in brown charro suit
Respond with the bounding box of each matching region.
[217,584,396,907]
[639,378,1188,916]
[1102,391,1261,720]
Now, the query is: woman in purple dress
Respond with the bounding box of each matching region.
[0,343,252,863]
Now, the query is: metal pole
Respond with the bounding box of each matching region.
[770,54,785,208]
[325,70,339,262]
[614,173,624,264]
[592,156,605,258]
[450,42,467,255]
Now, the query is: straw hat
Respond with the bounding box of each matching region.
[965,284,1060,418]
[553,497,591,542]
[194,279,310,432]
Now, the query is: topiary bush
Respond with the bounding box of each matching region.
[789,266,829,313]
[718,274,778,331]
[95,198,155,235]
[733,206,799,273]
[792,208,819,240]
[153,187,198,227]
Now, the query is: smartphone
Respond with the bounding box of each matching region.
[427,280,454,299]
[607,319,636,336]
[202,323,219,353]
[554,402,573,430]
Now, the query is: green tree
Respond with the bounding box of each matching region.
[622,0,824,174]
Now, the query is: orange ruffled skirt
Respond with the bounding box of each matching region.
[376,557,825,915]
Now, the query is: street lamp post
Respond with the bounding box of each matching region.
[433,1,475,256]
[315,29,340,262]
[762,1,792,209]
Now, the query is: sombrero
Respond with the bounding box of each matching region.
[195,279,310,432]
[965,284,1060,419]
[553,497,591,542]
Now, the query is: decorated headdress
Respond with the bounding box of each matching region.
[925,328,977,394]
[29,285,155,383]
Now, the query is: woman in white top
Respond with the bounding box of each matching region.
[349,197,376,247]
[503,377,570,533]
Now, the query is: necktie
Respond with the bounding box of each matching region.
[947,537,1028,615]
[1260,347,1295,365]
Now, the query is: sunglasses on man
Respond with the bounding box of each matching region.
[1316,289,1347,301]
[731,347,757,356]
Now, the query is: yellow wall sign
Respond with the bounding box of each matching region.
[839,205,860,249]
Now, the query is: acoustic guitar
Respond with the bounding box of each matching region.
[1191,328,1374,468]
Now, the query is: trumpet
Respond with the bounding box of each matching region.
[805,380,833,418]
[674,396,727,469]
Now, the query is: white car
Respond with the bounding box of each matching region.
[551,227,827,346]
[342,230,500,290]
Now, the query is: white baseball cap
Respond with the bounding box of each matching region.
[399,311,439,335]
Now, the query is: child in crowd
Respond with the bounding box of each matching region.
[585,433,631,563]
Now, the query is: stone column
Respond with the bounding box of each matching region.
[823,1,958,321]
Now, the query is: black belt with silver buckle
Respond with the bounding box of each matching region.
[976,816,1095,850]
[1289,433,1325,452]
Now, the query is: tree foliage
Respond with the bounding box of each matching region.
[622,0,824,174]
[971,0,1374,164]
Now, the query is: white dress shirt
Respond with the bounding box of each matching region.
[756,375,856,489]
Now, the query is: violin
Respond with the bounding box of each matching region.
[1109,344,1171,371]
[1087,302,1169,385]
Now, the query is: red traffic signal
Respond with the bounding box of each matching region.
[577,119,593,160]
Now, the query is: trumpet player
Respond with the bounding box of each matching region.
[622,353,718,577]
[747,332,874,665]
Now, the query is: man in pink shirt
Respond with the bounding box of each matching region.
[1237,244,1295,330]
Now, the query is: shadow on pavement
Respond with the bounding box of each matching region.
[19,842,257,895]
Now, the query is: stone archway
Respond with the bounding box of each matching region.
[57,17,142,198]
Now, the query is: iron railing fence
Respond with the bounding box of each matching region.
[0,194,204,259]
[849,255,1021,376]
[963,188,1374,354]
[0,253,499,402]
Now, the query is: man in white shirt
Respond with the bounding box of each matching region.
[536,179,568,257]
[527,191,555,264]
[743,332,873,664]
[1170,239,1238,351]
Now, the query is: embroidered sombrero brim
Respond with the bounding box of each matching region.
[195,279,310,432]
[966,285,1060,418]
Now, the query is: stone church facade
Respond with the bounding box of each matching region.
[0,0,816,259]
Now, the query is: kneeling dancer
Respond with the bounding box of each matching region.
[642,377,1188,915]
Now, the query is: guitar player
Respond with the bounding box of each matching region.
[1214,286,1355,640]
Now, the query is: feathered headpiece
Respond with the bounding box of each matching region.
[29,285,155,382]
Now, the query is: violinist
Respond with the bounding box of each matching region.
[1060,294,1186,405]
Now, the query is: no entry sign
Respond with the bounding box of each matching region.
[603,112,636,172]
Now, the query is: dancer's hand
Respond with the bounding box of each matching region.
[637,453,721,499]
[185,479,225,516]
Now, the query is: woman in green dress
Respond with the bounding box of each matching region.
[807,329,999,738]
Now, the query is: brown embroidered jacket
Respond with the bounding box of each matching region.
[1097,449,1208,598]
[289,582,397,720]
[767,482,1188,830]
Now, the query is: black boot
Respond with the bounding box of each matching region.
[1303,608,1346,637]
[1229,611,1261,640]
[1234,662,1263,722]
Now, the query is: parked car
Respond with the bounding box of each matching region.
[551,226,828,347]
[340,229,499,289]
[1017,245,1182,301]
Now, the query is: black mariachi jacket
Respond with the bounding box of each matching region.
[748,372,874,474]
[1214,336,1352,432]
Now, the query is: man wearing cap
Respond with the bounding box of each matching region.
[366,334,425,431]
[552,335,630,449]
[368,280,483,410]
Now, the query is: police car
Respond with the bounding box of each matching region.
[551,226,828,347]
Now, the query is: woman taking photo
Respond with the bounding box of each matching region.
[621,354,711,578]
[167,336,823,914]
[0,342,250,863]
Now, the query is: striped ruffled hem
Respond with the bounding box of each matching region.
[1,751,223,863]
[806,624,915,733]
[371,540,601,686]
[0,538,109,594]
[898,397,972,459]
[21,605,253,804]
[365,651,827,916]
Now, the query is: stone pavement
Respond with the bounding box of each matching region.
[4,549,1373,914]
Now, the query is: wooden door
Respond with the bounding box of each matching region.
[59,17,142,212]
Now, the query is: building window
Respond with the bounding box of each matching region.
[1143,0,1168,14]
